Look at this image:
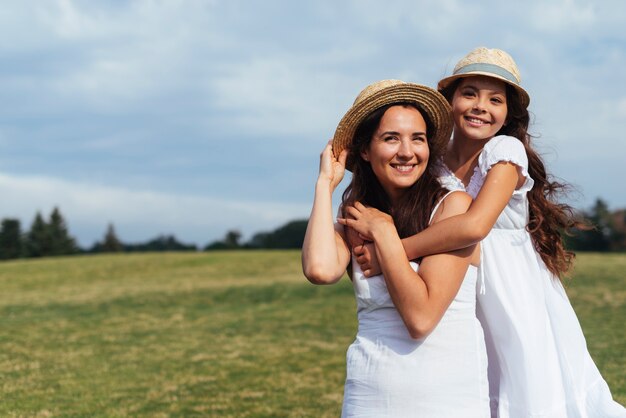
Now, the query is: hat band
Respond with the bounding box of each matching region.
[454,63,520,85]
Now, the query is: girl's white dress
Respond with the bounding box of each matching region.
[341,194,490,418]
[438,135,626,418]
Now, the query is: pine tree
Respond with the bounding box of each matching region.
[0,219,23,260]
[48,207,77,256]
[26,212,51,257]
[101,223,123,252]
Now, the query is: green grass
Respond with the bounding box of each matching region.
[0,251,623,416]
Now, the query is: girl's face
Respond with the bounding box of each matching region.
[451,76,508,142]
[361,105,429,203]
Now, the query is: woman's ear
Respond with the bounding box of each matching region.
[360,150,369,162]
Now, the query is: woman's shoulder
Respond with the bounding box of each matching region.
[430,190,472,224]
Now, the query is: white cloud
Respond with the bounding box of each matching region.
[0,172,309,247]
[211,57,358,137]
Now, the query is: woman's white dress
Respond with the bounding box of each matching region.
[438,135,626,418]
[341,194,490,418]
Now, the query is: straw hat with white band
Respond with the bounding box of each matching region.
[437,47,530,109]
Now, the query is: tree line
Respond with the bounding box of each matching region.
[1,199,624,261]
[0,207,197,261]
[206,198,626,253]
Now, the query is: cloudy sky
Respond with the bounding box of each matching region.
[0,0,624,247]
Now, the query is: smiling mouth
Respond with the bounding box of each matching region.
[391,164,416,173]
[465,116,490,125]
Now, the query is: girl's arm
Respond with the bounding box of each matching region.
[401,162,521,259]
[301,142,351,284]
[346,161,521,275]
[345,192,477,338]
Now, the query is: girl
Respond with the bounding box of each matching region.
[341,48,625,417]
[302,79,489,417]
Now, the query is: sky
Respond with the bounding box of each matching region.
[0,0,625,248]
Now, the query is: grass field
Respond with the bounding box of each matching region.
[0,251,624,417]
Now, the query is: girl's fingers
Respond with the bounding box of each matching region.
[344,205,361,218]
[338,218,357,228]
[353,244,365,256]
[354,201,366,211]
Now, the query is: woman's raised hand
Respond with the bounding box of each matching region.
[319,141,347,191]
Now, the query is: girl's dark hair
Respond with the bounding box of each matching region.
[341,103,447,240]
[441,79,582,278]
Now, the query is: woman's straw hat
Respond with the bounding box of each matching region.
[438,47,530,108]
[332,79,453,171]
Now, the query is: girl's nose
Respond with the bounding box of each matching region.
[472,96,487,112]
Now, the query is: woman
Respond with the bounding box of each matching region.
[302,79,489,417]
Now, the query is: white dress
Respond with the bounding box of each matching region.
[438,135,626,418]
[341,194,490,418]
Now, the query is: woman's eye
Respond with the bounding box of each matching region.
[383,136,398,142]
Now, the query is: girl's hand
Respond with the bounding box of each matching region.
[338,202,394,241]
[319,141,347,191]
[344,224,365,249]
[353,242,382,277]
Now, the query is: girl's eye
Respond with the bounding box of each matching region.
[491,97,504,104]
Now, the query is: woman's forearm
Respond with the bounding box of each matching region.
[301,178,349,284]
[370,223,434,337]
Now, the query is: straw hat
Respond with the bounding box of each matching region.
[437,47,530,108]
[332,79,453,171]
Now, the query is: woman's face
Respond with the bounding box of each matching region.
[361,105,429,203]
[451,75,508,143]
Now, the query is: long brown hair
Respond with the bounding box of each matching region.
[441,80,581,277]
[341,103,447,240]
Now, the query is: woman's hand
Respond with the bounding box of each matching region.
[338,202,394,242]
[319,140,347,191]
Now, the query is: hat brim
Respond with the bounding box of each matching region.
[437,72,530,108]
[332,83,453,172]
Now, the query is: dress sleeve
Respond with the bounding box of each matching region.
[478,135,534,194]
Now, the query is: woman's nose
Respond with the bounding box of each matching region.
[397,139,412,158]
